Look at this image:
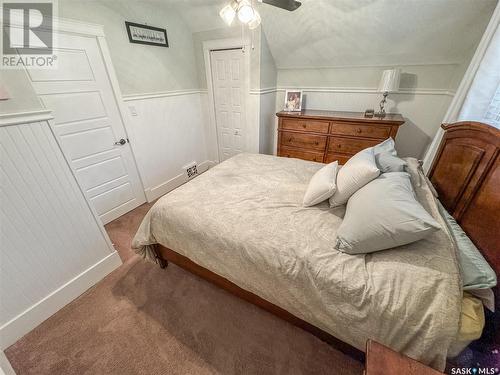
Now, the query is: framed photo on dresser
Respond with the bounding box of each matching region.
[284,90,303,111]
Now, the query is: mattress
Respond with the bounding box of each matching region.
[133,153,462,370]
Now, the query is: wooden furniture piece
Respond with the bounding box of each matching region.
[150,121,499,362]
[276,110,405,164]
[154,244,364,361]
[428,121,500,342]
[364,340,443,375]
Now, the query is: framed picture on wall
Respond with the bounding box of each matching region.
[284,90,303,112]
[125,21,169,47]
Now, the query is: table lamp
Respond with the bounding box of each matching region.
[375,68,400,118]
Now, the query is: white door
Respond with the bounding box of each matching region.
[210,48,247,161]
[27,33,146,224]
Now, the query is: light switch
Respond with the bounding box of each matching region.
[129,105,138,116]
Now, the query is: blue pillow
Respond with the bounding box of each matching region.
[438,202,497,290]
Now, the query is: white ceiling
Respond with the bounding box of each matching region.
[258,0,497,68]
[98,0,498,68]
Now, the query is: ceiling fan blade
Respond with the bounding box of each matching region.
[261,0,302,11]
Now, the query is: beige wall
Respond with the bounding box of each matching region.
[260,31,277,90]
[276,64,464,91]
[0,70,43,115]
[259,31,277,154]
[59,0,199,95]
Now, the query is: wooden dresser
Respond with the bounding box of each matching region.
[277,110,405,164]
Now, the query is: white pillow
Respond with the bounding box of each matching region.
[303,161,338,207]
[334,172,441,254]
[375,152,407,173]
[373,137,397,156]
[328,148,380,207]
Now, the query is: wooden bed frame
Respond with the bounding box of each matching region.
[153,121,500,358]
[428,121,500,344]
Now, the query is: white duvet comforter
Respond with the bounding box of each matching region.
[133,153,462,370]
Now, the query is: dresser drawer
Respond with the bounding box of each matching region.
[279,147,324,162]
[328,137,379,154]
[330,122,391,139]
[280,131,327,151]
[281,118,329,134]
[325,152,351,165]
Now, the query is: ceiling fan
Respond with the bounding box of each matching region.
[260,0,301,11]
[220,0,301,29]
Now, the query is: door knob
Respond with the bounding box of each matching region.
[114,138,127,146]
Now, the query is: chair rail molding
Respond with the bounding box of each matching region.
[0,110,53,127]
[275,87,455,97]
[122,89,204,102]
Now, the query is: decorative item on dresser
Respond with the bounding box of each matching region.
[364,340,443,375]
[276,110,405,164]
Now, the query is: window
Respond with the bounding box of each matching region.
[483,84,500,127]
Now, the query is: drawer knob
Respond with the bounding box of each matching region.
[315,141,319,145]
[337,144,341,148]
[356,128,362,133]
[302,124,307,128]
[288,137,293,142]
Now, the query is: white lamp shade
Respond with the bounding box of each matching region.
[378,68,401,93]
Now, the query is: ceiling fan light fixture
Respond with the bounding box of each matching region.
[219,2,237,26]
[248,9,261,30]
[237,0,255,24]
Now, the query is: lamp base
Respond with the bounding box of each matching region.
[375,92,389,118]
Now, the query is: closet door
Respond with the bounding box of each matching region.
[210,48,247,161]
[27,32,145,224]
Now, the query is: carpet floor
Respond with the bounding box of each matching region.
[5,203,364,375]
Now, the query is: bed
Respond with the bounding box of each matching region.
[133,121,499,371]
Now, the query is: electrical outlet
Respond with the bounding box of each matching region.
[129,106,138,116]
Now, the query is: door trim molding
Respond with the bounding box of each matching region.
[5,16,105,37]
[203,38,251,163]
[28,17,147,208]
[95,34,148,201]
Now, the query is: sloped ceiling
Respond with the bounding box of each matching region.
[168,0,496,68]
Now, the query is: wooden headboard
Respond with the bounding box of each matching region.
[428,121,500,343]
[428,121,499,276]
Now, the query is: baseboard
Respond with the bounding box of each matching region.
[144,160,217,202]
[0,251,122,350]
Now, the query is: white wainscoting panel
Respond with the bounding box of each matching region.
[0,120,121,349]
[123,91,216,201]
[199,91,219,162]
[258,91,277,155]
